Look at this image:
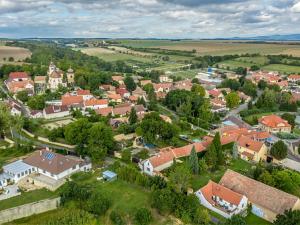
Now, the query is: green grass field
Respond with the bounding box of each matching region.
[0,146,27,168]
[262,64,300,74]
[0,188,58,211]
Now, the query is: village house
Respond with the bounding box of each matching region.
[237,91,251,103]
[153,83,173,93]
[95,107,113,116]
[140,80,152,86]
[258,115,292,133]
[288,74,300,84]
[7,100,22,116]
[34,76,47,94]
[173,80,193,91]
[139,142,206,176]
[2,160,36,184]
[77,89,93,101]
[5,72,34,95]
[107,93,122,103]
[100,84,116,92]
[236,135,268,162]
[23,149,91,180]
[61,93,84,108]
[112,75,124,85]
[195,180,248,218]
[116,88,130,99]
[159,75,173,83]
[208,88,225,101]
[219,170,300,222]
[43,105,70,119]
[84,98,108,110]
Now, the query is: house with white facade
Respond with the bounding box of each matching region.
[84,98,108,110]
[2,160,36,184]
[195,180,248,218]
[23,149,91,180]
[43,105,70,119]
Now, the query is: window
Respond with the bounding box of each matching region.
[72,165,76,170]
[18,174,20,178]
[21,172,24,176]
[32,168,35,171]
[25,170,28,175]
[43,170,46,173]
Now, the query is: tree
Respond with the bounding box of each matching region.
[64,118,92,145]
[225,92,240,109]
[151,188,175,214]
[193,208,210,225]
[205,143,218,170]
[199,159,208,173]
[110,210,124,225]
[121,149,131,163]
[16,90,29,102]
[188,146,199,174]
[281,113,296,129]
[124,76,136,92]
[258,171,275,186]
[27,95,45,110]
[274,209,300,225]
[224,215,247,225]
[128,107,138,125]
[241,80,257,98]
[258,80,268,90]
[86,192,111,216]
[88,122,115,151]
[270,140,288,160]
[212,132,224,166]
[250,65,260,71]
[191,84,205,97]
[134,208,152,225]
[170,164,191,193]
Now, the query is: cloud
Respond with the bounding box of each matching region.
[292,1,300,12]
[0,0,299,38]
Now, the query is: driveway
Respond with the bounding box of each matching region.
[282,158,300,172]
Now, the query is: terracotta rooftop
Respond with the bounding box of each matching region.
[237,135,264,152]
[200,180,244,206]
[61,94,83,106]
[77,89,91,95]
[95,107,113,116]
[44,105,68,114]
[288,74,300,80]
[219,169,300,215]
[34,76,47,83]
[84,98,108,107]
[258,115,291,128]
[108,94,122,100]
[9,72,29,80]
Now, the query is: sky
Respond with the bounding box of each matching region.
[0,0,300,38]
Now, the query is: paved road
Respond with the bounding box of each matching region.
[12,129,75,152]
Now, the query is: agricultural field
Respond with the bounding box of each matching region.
[261,64,300,74]
[0,46,31,63]
[119,40,300,56]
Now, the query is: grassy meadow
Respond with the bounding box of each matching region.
[0,46,31,63]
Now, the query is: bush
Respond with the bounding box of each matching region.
[134,208,152,225]
[110,210,125,225]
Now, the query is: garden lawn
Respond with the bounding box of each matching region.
[243,112,272,125]
[0,147,27,168]
[262,64,300,74]
[245,213,272,225]
[0,188,58,211]
[191,159,253,190]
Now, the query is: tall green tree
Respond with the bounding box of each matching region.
[225,92,240,109]
[124,76,136,92]
[213,132,224,166]
[191,84,205,97]
[274,210,300,225]
[224,215,247,225]
[188,146,199,175]
[64,118,92,145]
[205,143,218,170]
[270,140,288,160]
[128,107,138,125]
[170,164,191,193]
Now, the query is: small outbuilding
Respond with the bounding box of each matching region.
[102,170,117,182]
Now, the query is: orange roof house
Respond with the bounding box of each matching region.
[84,98,108,109]
[140,80,152,86]
[258,115,291,133]
[237,135,267,162]
[219,169,300,222]
[288,74,300,82]
[61,94,83,107]
[95,107,113,116]
[140,142,206,176]
[6,80,34,94]
[195,180,248,218]
[8,72,29,81]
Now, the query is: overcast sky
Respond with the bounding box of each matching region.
[1,0,300,38]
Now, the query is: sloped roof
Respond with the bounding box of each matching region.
[200,180,244,206]
[237,135,264,152]
[23,149,80,175]
[77,89,91,95]
[84,98,108,107]
[61,94,83,106]
[258,115,291,128]
[219,169,300,215]
[9,72,29,80]
[95,107,113,116]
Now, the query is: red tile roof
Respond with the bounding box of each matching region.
[237,135,264,152]
[108,94,122,100]
[95,107,113,116]
[288,74,300,80]
[84,98,108,107]
[77,89,91,95]
[200,180,244,206]
[61,94,83,106]
[9,72,29,80]
[258,115,291,128]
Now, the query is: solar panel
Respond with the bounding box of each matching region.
[43,152,55,160]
